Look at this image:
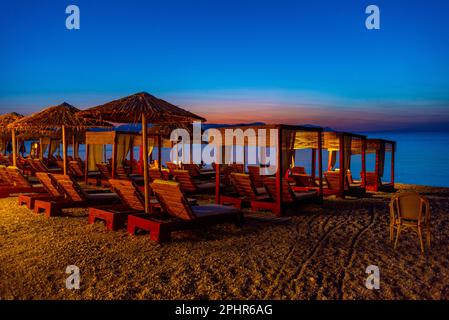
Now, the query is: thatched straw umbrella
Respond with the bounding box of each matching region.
[78,92,206,213]
[8,102,112,175]
[0,112,24,156]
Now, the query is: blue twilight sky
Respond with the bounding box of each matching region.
[0,0,448,131]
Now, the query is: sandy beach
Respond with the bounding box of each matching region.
[0,184,448,300]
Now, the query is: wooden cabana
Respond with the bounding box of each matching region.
[362,138,396,192]
[321,131,367,198]
[212,124,324,216]
[84,130,172,181]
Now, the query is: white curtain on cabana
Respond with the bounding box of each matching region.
[49,139,61,157]
[282,130,296,175]
[148,138,155,158]
[116,135,134,168]
[328,150,337,171]
[88,144,104,171]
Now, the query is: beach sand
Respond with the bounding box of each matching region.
[0,184,448,300]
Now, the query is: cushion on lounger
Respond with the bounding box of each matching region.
[293,191,317,200]
[192,204,240,218]
[87,192,119,201]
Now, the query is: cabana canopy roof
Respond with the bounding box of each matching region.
[211,124,323,148]
[77,92,206,124]
[321,131,366,152]
[85,130,172,148]
[8,102,113,131]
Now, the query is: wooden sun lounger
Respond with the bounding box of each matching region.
[172,169,216,194]
[31,158,62,173]
[263,177,318,210]
[219,173,271,211]
[149,168,170,181]
[127,180,243,243]
[68,161,99,185]
[364,172,394,192]
[88,179,199,231]
[247,166,264,188]
[182,163,215,179]
[18,172,65,209]
[324,171,365,197]
[34,174,120,217]
[0,166,45,198]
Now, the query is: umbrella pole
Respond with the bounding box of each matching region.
[142,113,150,213]
[12,129,17,167]
[62,125,68,175]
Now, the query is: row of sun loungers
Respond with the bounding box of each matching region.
[0,156,395,243]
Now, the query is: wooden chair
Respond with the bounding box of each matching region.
[127,180,243,243]
[18,172,65,209]
[172,169,215,194]
[0,166,45,198]
[34,174,119,217]
[390,192,431,253]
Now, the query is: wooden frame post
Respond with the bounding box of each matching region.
[62,125,68,176]
[215,163,220,204]
[318,131,323,199]
[391,142,395,186]
[142,113,150,213]
[84,143,89,183]
[275,127,283,216]
[11,129,17,167]
[111,133,117,179]
[311,148,316,180]
[339,134,345,199]
[361,138,367,188]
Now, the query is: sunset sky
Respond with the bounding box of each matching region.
[1,0,448,132]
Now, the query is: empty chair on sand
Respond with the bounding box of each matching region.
[390,192,431,253]
[127,180,243,243]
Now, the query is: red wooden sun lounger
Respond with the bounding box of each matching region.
[34,174,119,217]
[127,180,243,243]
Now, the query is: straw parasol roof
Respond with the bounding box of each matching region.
[8,102,112,131]
[0,112,24,135]
[77,92,206,124]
